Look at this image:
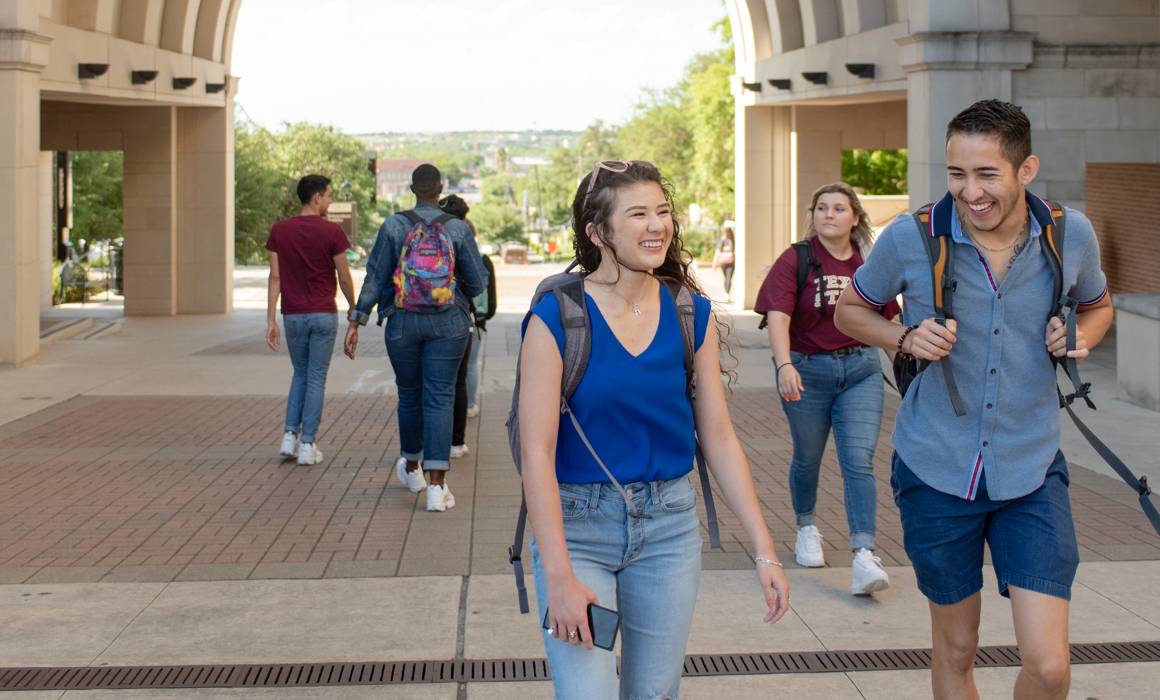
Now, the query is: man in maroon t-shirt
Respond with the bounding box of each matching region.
[265,174,355,466]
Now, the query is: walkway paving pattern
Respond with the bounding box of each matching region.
[1,265,1158,698]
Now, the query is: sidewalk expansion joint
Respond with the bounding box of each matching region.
[3,641,1159,690]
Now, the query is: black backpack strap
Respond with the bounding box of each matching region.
[399,209,422,226]
[663,281,722,551]
[913,203,967,417]
[431,212,456,226]
[510,277,592,614]
[794,240,826,317]
[509,497,530,613]
[1041,203,1094,410]
[759,240,815,330]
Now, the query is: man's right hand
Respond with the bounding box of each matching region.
[266,321,280,352]
[903,318,957,361]
[344,323,359,359]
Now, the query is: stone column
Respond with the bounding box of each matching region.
[39,151,53,310]
[0,13,51,364]
[122,107,178,316]
[735,104,792,308]
[897,31,1033,205]
[176,99,234,314]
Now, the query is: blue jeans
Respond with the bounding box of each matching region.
[283,312,338,444]
[385,308,471,471]
[532,475,702,700]
[466,326,485,408]
[780,347,884,550]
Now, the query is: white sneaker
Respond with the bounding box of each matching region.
[851,548,891,595]
[450,444,470,459]
[426,483,455,512]
[395,457,427,493]
[794,525,826,567]
[466,405,480,419]
[297,443,322,466]
[279,431,298,458]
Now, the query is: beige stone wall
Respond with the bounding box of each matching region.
[1014,45,1160,212]
[1012,0,1160,45]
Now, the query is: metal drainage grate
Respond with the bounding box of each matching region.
[2,642,1158,691]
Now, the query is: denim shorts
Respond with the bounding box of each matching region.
[891,450,1079,606]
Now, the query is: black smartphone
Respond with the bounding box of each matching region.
[542,603,621,651]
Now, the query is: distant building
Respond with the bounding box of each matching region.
[375,159,426,201]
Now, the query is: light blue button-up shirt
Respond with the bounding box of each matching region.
[853,193,1107,500]
[350,203,488,326]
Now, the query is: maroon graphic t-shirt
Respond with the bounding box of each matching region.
[755,237,900,354]
[265,216,350,315]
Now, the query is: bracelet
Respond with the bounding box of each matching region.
[897,324,918,353]
[754,556,784,568]
[775,361,792,372]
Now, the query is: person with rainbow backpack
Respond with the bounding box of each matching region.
[345,164,488,512]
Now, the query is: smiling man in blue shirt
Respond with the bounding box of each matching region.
[836,100,1113,700]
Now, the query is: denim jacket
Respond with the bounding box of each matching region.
[349,203,489,326]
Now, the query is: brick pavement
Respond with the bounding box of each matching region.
[0,387,1156,585]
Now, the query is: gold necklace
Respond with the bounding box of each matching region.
[968,217,1030,253]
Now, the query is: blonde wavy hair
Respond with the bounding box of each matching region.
[803,182,874,257]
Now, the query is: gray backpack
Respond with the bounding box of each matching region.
[505,262,722,613]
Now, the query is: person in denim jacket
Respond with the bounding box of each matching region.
[345,164,488,512]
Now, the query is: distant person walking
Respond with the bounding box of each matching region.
[754,182,898,595]
[711,222,736,302]
[265,174,356,466]
[438,195,498,458]
[345,164,488,512]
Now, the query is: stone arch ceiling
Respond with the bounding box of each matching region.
[47,1,901,89]
[47,0,241,67]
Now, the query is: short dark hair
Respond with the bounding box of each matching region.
[439,194,469,219]
[946,100,1032,168]
[296,174,331,205]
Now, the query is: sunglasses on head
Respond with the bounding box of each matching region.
[582,160,634,209]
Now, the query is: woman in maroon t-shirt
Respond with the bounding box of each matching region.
[755,182,900,596]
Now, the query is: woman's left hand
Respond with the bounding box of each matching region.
[757,561,791,624]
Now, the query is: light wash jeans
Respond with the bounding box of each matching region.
[780,347,884,551]
[283,312,338,444]
[385,307,471,471]
[466,325,485,409]
[532,475,702,700]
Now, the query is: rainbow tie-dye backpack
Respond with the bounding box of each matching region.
[393,210,457,311]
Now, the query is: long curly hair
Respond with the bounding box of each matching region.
[570,161,703,294]
[569,160,736,383]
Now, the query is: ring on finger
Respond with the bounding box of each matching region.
[567,629,578,641]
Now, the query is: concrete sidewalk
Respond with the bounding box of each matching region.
[1,264,1157,698]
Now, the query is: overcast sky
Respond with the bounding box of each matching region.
[231,0,728,133]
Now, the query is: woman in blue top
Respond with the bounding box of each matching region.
[519,161,791,699]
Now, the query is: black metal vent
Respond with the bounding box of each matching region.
[2,642,1157,691]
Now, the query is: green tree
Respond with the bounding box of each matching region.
[70,151,123,244]
[233,116,378,263]
[470,200,526,245]
[841,149,908,195]
[234,122,283,263]
[272,122,377,239]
